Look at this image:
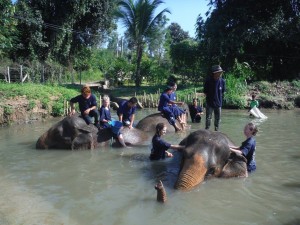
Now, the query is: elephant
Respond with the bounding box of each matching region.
[36,114,149,150]
[155,129,248,202]
[136,112,190,133]
[175,129,248,190]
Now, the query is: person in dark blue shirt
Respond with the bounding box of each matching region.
[204,65,226,131]
[99,95,128,147]
[117,97,138,129]
[158,87,184,131]
[168,82,187,127]
[230,122,258,172]
[189,98,203,123]
[69,85,100,128]
[149,123,184,160]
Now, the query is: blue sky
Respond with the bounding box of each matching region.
[118,0,210,38]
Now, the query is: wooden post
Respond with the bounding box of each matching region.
[42,66,45,83]
[7,66,11,83]
[20,65,23,83]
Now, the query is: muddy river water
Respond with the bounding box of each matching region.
[0,108,299,225]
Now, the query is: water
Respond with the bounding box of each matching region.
[0,109,300,225]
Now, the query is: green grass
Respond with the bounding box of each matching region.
[0,81,79,116]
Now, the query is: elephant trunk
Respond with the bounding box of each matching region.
[155,180,167,203]
[174,154,207,191]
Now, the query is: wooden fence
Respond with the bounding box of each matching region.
[0,66,29,83]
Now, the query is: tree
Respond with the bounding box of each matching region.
[14,0,117,64]
[116,0,170,87]
[197,0,300,80]
[167,22,190,44]
[0,0,18,58]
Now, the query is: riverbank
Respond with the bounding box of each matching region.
[0,81,299,126]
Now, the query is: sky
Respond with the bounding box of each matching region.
[118,0,210,38]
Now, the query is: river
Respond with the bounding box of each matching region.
[0,109,300,225]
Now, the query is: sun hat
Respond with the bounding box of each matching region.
[211,65,224,73]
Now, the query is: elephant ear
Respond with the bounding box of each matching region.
[220,152,248,178]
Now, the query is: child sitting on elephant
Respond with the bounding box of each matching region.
[149,123,184,160]
[99,95,127,148]
[229,122,258,172]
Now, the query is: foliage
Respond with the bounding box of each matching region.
[170,39,205,84]
[196,0,300,81]
[13,0,117,64]
[167,22,190,44]
[3,106,13,115]
[0,82,79,116]
[0,0,18,58]
[223,60,254,108]
[106,57,134,86]
[116,0,170,87]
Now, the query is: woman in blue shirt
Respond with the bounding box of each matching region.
[149,123,184,160]
[230,122,258,172]
[158,87,185,131]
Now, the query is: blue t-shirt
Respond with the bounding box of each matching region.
[204,77,226,107]
[99,105,111,128]
[149,134,171,160]
[158,93,171,111]
[240,136,256,172]
[70,94,97,115]
[169,92,176,101]
[117,100,136,121]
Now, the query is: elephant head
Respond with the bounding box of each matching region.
[174,129,248,191]
[36,115,103,150]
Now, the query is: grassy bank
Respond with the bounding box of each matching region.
[0,80,299,125]
[0,82,79,121]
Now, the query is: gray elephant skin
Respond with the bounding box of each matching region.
[136,113,183,132]
[174,129,248,191]
[36,115,149,150]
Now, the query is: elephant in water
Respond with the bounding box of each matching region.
[155,129,248,202]
[136,113,190,133]
[36,115,149,150]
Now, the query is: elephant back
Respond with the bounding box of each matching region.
[136,113,177,132]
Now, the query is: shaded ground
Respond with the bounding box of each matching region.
[247,81,300,109]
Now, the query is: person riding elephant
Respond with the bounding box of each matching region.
[157,87,185,131]
[36,115,149,150]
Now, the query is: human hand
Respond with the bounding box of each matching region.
[166,152,173,157]
[83,108,91,115]
[69,109,76,116]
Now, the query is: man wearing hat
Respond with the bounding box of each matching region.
[203,65,226,131]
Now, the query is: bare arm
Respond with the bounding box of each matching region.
[69,102,76,116]
[118,113,123,122]
[170,144,185,150]
[129,114,135,129]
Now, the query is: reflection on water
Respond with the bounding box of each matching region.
[0,109,300,225]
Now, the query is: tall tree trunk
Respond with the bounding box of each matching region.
[135,44,143,87]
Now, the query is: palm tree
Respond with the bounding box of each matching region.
[116,0,170,87]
